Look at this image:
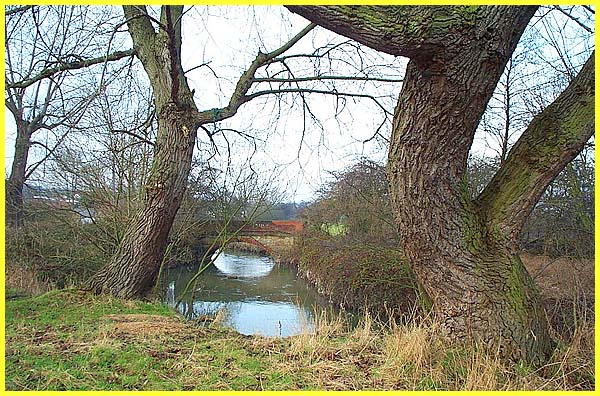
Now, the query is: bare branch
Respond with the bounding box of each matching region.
[553,6,594,33]
[6,49,135,89]
[253,75,403,84]
[183,61,213,75]
[245,88,393,115]
[111,129,155,146]
[195,23,317,125]
[5,5,34,16]
[25,128,70,180]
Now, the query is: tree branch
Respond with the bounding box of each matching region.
[5,5,34,16]
[161,6,184,104]
[195,23,316,125]
[6,49,135,89]
[285,6,490,61]
[245,88,392,115]
[122,6,158,77]
[253,75,403,84]
[111,129,155,146]
[476,52,595,240]
[553,6,594,33]
[122,5,158,40]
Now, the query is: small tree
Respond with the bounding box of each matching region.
[306,159,396,243]
[4,6,134,226]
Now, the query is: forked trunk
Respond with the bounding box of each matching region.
[388,39,593,364]
[88,103,196,298]
[280,5,593,363]
[394,183,553,362]
[87,5,200,298]
[382,8,555,363]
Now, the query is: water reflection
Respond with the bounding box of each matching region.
[163,251,330,337]
[213,253,274,278]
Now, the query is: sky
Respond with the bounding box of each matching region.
[177,6,404,201]
[4,5,595,203]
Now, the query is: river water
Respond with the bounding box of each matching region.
[163,251,335,337]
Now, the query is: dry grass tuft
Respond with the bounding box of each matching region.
[209,309,228,328]
[5,260,51,296]
[383,319,438,372]
[104,314,189,336]
[461,349,504,390]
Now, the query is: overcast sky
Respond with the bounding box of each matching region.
[4,5,595,202]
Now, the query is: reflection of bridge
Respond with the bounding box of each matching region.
[199,220,303,260]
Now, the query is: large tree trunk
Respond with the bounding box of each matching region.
[384,10,554,362]
[287,5,594,363]
[88,103,196,297]
[389,53,593,364]
[6,120,32,227]
[88,5,199,298]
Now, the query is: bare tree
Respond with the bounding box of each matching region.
[286,5,594,363]
[87,5,403,298]
[4,6,135,225]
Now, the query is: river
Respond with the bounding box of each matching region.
[163,251,337,337]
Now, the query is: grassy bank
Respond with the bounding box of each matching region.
[5,289,593,390]
[299,235,422,314]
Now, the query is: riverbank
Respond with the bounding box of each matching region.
[298,236,421,315]
[6,288,593,390]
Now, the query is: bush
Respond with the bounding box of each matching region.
[299,234,422,316]
[6,206,110,290]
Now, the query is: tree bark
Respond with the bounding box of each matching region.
[88,103,197,297]
[384,8,552,363]
[285,5,596,364]
[88,5,199,298]
[6,120,33,226]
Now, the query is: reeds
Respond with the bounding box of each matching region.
[277,301,594,391]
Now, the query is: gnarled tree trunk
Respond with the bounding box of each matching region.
[88,104,197,297]
[88,5,199,298]
[287,5,595,363]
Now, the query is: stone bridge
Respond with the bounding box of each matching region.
[199,220,303,262]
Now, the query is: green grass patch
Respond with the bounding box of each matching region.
[5,289,594,391]
[5,290,291,390]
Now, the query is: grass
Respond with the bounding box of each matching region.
[5,289,594,391]
[5,289,285,390]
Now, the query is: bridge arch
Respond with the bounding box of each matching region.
[198,220,302,262]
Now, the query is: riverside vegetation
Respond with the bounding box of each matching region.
[5,158,595,391]
[5,286,593,391]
